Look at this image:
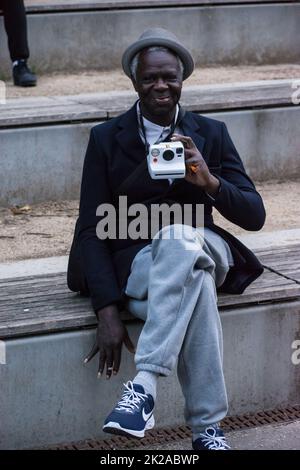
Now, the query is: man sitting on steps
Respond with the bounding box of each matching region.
[67,28,266,451]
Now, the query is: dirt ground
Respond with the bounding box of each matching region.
[4,64,300,99]
[0,179,299,263]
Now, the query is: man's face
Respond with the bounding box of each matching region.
[132,48,183,124]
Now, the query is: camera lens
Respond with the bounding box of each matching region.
[162,149,174,161]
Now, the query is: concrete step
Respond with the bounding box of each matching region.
[0,237,299,448]
[129,420,300,450]
[24,0,296,12]
[5,64,300,100]
[0,78,299,205]
[1,228,300,279]
[0,1,299,75]
[2,79,297,126]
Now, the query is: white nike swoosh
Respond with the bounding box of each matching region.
[142,408,153,421]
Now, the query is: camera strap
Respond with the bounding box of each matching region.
[138,104,181,153]
[117,105,186,195]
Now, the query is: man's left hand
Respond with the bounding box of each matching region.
[171,133,220,196]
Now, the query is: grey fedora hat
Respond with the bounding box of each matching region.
[122,27,194,81]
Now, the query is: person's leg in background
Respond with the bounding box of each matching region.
[104,225,232,449]
[1,0,37,86]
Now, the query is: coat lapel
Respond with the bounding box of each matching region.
[180,110,207,159]
[115,102,146,165]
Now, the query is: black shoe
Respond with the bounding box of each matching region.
[13,60,37,87]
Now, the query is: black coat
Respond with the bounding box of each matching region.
[76,103,266,312]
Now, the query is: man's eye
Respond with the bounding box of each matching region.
[142,76,153,83]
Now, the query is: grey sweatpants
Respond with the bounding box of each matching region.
[124,224,234,432]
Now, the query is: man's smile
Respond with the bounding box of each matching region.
[154,96,171,104]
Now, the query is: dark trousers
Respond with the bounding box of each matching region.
[0,0,29,62]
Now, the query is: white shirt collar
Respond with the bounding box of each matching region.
[137,101,179,146]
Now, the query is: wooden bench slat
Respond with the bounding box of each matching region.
[218,285,300,308]
[1,245,300,338]
[0,272,293,306]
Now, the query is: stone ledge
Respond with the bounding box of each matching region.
[22,0,296,14]
[0,79,296,128]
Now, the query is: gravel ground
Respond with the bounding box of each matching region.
[0,179,299,263]
[4,64,300,99]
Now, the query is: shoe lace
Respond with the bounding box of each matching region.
[116,381,148,413]
[198,426,230,450]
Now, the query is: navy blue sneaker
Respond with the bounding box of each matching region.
[103,381,155,438]
[192,426,230,450]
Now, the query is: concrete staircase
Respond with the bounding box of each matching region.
[0,1,299,206]
[0,0,299,450]
[1,78,300,205]
[1,1,299,76]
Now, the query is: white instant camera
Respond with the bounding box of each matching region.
[147,141,186,179]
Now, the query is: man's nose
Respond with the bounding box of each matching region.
[154,78,168,90]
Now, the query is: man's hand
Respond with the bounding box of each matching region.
[83,304,135,379]
[171,133,220,196]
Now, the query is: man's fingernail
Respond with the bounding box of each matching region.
[113,370,117,375]
[83,358,88,364]
[97,372,101,378]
